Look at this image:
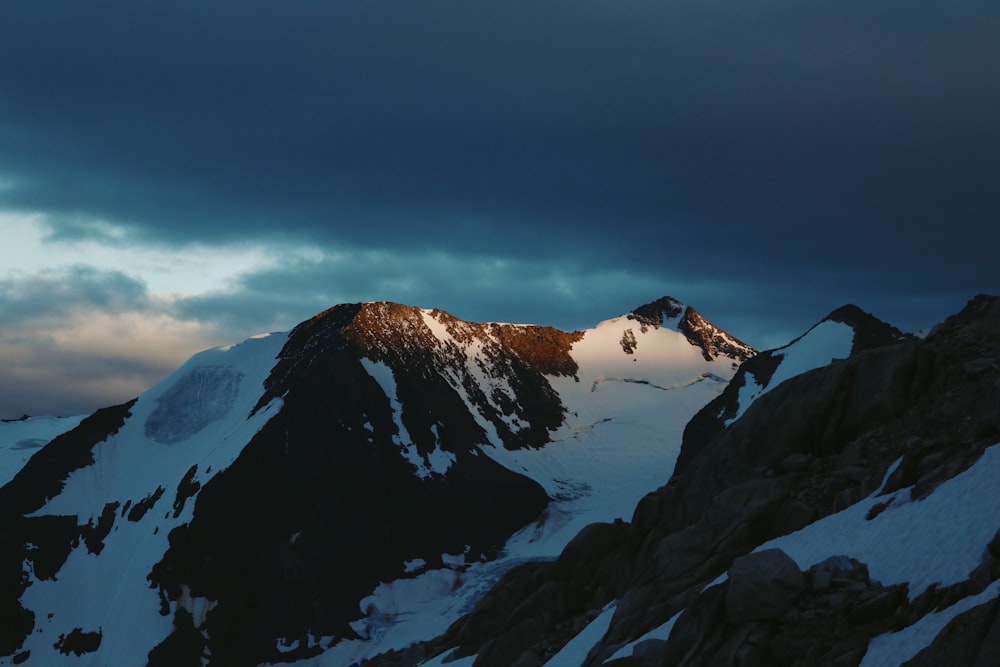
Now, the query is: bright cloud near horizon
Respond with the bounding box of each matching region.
[1,1,998,418]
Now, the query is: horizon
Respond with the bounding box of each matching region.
[0,291,977,421]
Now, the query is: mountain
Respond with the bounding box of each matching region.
[0,297,752,666]
[396,296,1000,667]
[0,415,85,489]
[676,304,912,473]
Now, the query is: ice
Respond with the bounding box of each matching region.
[144,365,242,444]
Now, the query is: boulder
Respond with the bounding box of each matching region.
[725,549,805,624]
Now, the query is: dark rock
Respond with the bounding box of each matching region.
[769,498,815,536]
[902,595,1000,667]
[631,637,668,662]
[848,588,906,624]
[833,487,860,512]
[659,584,728,666]
[725,549,805,624]
[778,453,812,473]
[53,628,102,656]
[989,529,1000,560]
[808,556,868,594]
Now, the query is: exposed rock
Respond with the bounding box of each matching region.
[627,297,755,363]
[808,556,868,593]
[53,628,102,656]
[677,307,756,363]
[725,549,805,624]
[903,596,1000,667]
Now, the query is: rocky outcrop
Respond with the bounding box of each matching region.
[677,307,756,364]
[676,304,913,474]
[627,297,756,364]
[725,549,805,624]
[658,554,908,667]
[903,596,1000,667]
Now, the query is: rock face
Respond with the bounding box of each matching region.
[396,294,1000,667]
[725,549,805,624]
[628,296,756,364]
[676,303,911,474]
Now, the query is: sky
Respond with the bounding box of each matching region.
[1,1,998,418]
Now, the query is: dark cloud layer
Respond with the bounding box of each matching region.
[0,1,998,416]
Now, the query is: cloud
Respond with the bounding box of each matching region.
[0,266,149,320]
[0,1,996,281]
[0,1,996,415]
[0,267,225,418]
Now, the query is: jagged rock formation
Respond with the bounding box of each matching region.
[394,295,1000,667]
[676,303,911,474]
[628,296,756,364]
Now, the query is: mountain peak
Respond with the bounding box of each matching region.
[628,296,686,326]
[678,306,757,363]
[820,304,912,354]
[627,296,755,363]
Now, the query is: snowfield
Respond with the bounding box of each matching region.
[0,415,85,488]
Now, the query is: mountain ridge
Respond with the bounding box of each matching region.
[384,294,1000,667]
[0,296,752,666]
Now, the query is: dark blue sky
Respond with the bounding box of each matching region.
[1,1,998,417]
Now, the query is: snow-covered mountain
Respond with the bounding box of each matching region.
[0,415,85,489]
[6,295,997,667]
[401,296,1000,667]
[0,296,753,666]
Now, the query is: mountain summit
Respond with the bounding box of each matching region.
[628,296,756,364]
[0,297,751,666]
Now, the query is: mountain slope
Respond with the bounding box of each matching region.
[677,303,911,473]
[400,295,1000,667]
[0,415,85,489]
[0,297,750,666]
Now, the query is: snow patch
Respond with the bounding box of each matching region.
[543,602,616,667]
[403,558,426,574]
[605,612,681,663]
[418,650,477,667]
[726,320,855,425]
[757,442,1000,600]
[861,580,1000,667]
[361,358,456,479]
